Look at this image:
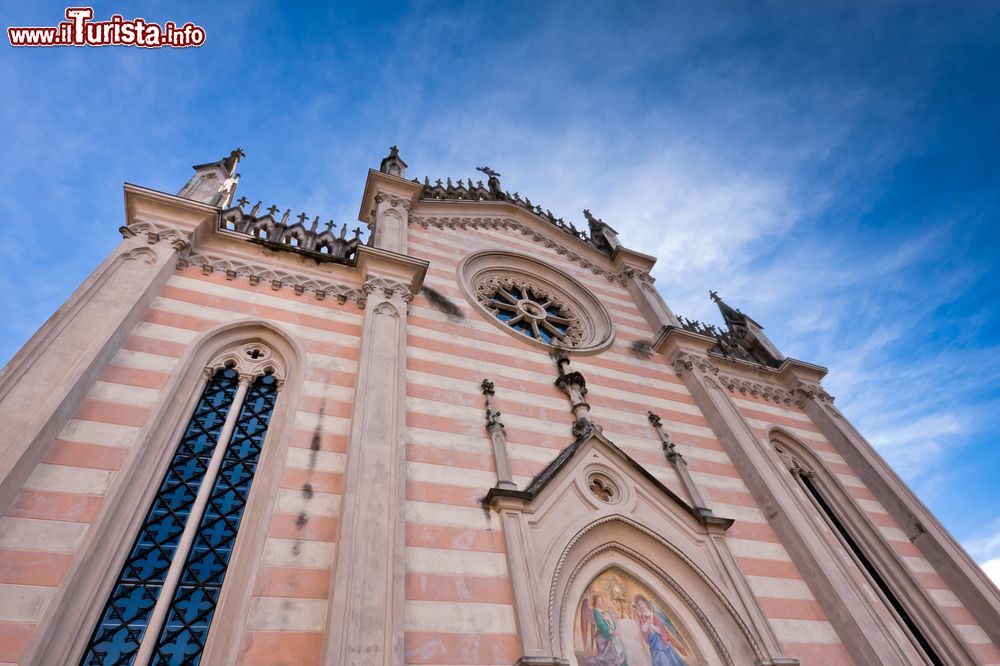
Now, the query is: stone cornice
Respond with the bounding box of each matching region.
[123,183,219,232]
[119,220,192,253]
[657,326,834,407]
[358,169,423,225]
[354,245,428,295]
[411,214,655,285]
[177,250,369,306]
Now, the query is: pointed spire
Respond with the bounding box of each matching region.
[177,148,246,204]
[379,145,408,177]
[709,291,748,329]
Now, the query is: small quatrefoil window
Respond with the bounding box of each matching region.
[587,472,620,503]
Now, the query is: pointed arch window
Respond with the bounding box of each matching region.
[80,344,284,666]
[773,439,944,666]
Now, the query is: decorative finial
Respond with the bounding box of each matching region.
[379,145,408,177]
[237,196,250,207]
[709,290,721,303]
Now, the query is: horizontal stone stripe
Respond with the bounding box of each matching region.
[158,283,363,337]
[305,352,359,374]
[725,520,782,543]
[280,468,343,495]
[267,512,339,542]
[736,557,803,579]
[143,304,361,360]
[275,488,340,517]
[843,484,877,502]
[738,407,824,435]
[406,376,705,430]
[747,418,827,444]
[855,498,888,514]
[746,575,815,600]
[408,461,501,489]
[887,539,922,558]
[0,584,54,623]
[293,411,350,436]
[86,380,161,409]
[403,629,521,665]
[406,396,718,443]
[407,480,487,507]
[406,358,694,428]
[406,573,512,604]
[246,597,326,632]
[0,549,73,587]
[121,334,187,358]
[407,326,684,389]
[252,566,331,599]
[406,346,684,402]
[876,525,909,543]
[151,292,363,348]
[96,365,170,391]
[834,473,866,489]
[133,320,197,344]
[74,399,148,428]
[407,547,507,577]
[9,489,103,523]
[405,523,505,553]
[702,485,764,509]
[0,517,88,554]
[727,539,792,561]
[0,621,35,663]
[55,419,139,449]
[708,503,767,523]
[405,600,515,634]
[301,379,355,402]
[23,463,114,496]
[406,501,498,530]
[407,442,496,472]
[757,596,828,621]
[238,630,323,665]
[927,588,962,607]
[43,440,129,471]
[171,270,364,321]
[287,428,348,455]
[295,394,354,419]
[284,447,346,474]
[780,643,854,664]
[261,538,335,569]
[769,618,841,644]
[912,570,948,589]
[109,348,178,373]
[866,511,901,528]
[936,603,976,626]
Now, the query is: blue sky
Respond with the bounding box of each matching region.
[2,1,999,580]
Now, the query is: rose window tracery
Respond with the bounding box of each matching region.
[475,276,586,347]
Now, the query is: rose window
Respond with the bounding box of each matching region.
[476,277,585,347]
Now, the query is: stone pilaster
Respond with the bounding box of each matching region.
[323,277,413,665]
[787,374,1000,649]
[0,185,214,516]
[647,411,714,519]
[370,192,411,253]
[657,330,911,664]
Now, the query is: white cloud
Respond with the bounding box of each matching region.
[981,559,1000,590]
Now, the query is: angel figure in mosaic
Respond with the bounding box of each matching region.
[633,594,689,666]
[584,593,630,666]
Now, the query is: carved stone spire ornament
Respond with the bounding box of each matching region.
[553,348,596,440]
[482,379,516,490]
[648,410,715,520]
[379,145,408,177]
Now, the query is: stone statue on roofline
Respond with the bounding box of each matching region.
[476,166,505,200]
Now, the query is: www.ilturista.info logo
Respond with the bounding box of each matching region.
[8,7,206,48]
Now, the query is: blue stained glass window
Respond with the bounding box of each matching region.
[486,282,575,344]
[80,368,239,666]
[151,372,278,665]
[81,366,280,666]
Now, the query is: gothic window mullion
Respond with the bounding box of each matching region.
[80,367,240,666]
[127,370,255,666]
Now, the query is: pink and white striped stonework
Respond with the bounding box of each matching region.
[0,148,998,665]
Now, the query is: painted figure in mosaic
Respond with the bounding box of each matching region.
[634,594,690,666]
[585,594,630,666]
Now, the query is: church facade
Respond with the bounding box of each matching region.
[0,147,998,666]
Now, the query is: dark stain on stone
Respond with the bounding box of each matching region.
[296,512,308,528]
[629,339,654,360]
[302,482,314,499]
[292,540,302,556]
[421,285,464,322]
